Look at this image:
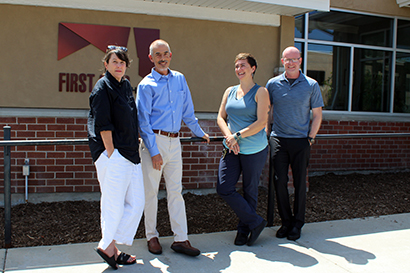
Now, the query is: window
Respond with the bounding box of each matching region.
[307,44,350,110]
[394,52,410,113]
[295,10,410,114]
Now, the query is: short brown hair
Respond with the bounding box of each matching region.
[234,53,257,76]
[102,48,131,73]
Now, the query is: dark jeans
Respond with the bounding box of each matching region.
[217,146,268,234]
[269,137,310,229]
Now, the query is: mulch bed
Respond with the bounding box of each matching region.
[1,171,409,248]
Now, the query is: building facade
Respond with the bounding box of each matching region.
[0,0,409,198]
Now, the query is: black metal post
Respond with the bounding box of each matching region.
[267,146,275,227]
[3,126,12,248]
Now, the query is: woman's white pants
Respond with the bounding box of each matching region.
[94,149,145,250]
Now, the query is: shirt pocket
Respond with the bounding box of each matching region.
[176,89,186,108]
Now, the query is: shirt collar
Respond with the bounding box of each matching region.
[151,67,173,81]
[105,71,125,86]
[280,70,304,83]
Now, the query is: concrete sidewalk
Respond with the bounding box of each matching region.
[2,213,410,272]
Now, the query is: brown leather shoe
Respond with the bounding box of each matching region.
[147,237,162,254]
[171,240,200,256]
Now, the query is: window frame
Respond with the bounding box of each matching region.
[295,8,410,115]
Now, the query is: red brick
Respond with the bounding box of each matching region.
[183,145,199,151]
[56,159,74,165]
[75,131,88,138]
[17,117,36,123]
[56,186,74,192]
[57,118,75,124]
[36,146,55,151]
[76,118,87,124]
[56,145,74,152]
[36,131,56,138]
[47,166,64,172]
[47,180,65,185]
[48,124,66,131]
[66,165,84,172]
[74,145,90,151]
[37,117,56,124]
[27,152,46,158]
[85,179,99,185]
[75,172,93,178]
[35,172,54,179]
[75,158,93,165]
[56,131,74,138]
[65,179,84,185]
[56,172,74,178]
[67,125,85,131]
[190,164,207,170]
[36,159,55,165]
[183,170,199,176]
[30,166,46,172]
[74,186,93,192]
[28,124,46,131]
[66,152,84,158]
[36,186,55,193]
[17,131,36,138]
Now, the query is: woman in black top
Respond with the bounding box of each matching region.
[88,46,144,270]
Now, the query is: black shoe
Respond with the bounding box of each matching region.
[287,226,301,241]
[276,226,290,238]
[247,220,267,246]
[171,240,200,256]
[234,232,248,246]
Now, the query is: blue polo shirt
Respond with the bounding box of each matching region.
[266,71,324,138]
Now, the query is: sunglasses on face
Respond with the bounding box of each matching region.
[106,45,128,52]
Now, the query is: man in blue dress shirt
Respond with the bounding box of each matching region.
[137,39,210,256]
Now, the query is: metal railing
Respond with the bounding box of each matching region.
[2,125,410,248]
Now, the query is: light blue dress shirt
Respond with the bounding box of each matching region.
[136,68,205,156]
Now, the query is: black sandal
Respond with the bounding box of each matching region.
[95,248,118,270]
[116,252,136,265]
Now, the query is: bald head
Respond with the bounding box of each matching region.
[282,46,301,59]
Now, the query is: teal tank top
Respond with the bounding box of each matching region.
[224,84,268,154]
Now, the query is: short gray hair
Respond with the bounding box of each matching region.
[149,39,171,56]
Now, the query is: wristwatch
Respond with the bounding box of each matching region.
[308,136,315,145]
[234,131,242,141]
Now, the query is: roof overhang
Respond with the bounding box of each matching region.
[397,0,410,8]
[1,0,329,26]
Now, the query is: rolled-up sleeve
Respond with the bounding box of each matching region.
[90,83,115,134]
[180,77,205,138]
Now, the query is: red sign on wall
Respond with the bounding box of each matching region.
[58,23,160,78]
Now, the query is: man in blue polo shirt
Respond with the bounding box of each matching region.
[266,46,324,241]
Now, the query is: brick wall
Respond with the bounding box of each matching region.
[311,120,410,171]
[1,117,409,194]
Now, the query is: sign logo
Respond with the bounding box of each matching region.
[58,23,160,78]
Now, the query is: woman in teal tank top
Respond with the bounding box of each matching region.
[216,53,270,246]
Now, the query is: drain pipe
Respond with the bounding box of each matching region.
[23,159,30,203]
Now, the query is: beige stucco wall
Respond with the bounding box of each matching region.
[331,0,410,17]
[0,4,280,112]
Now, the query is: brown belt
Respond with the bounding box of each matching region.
[153,129,179,138]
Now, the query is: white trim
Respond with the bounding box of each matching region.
[322,111,410,122]
[397,0,410,8]
[295,38,410,54]
[246,0,329,12]
[0,108,89,118]
[0,107,217,120]
[0,0,284,26]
